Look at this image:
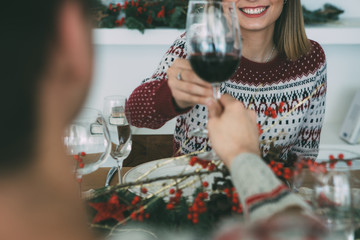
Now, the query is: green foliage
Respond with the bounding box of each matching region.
[302,3,344,25]
[91,1,345,32]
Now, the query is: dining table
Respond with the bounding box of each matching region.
[82,167,132,191]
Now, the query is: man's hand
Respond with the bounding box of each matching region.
[206,95,260,167]
[167,59,213,109]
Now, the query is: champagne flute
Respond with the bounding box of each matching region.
[64,108,111,184]
[103,95,132,183]
[186,1,241,138]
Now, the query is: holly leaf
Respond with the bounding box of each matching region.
[125,17,146,33]
[169,7,185,28]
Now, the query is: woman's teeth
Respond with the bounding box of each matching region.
[241,7,267,15]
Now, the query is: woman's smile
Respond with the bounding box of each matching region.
[239,6,270,18]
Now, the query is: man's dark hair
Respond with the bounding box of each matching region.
[0,0,90,175]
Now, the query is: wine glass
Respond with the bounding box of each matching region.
[186,1,241,138]
[64,108,111,182]
[313,170,354,240]
[103,95,132,183]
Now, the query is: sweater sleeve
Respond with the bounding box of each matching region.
[229,153,312,223]
[292,60,327,159]
[126,33,190,129]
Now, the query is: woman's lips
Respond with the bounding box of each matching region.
[239,6,269,18]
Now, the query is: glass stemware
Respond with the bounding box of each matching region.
[313,170,354,240]
[103,95,132,183]
[64,108,111,184]
[293,149,360,240]
[186,1,242,138]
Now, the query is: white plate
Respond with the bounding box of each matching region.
[123,156,222,199]
[316,147,360,170]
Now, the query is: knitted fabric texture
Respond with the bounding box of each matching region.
[127,33,327,159]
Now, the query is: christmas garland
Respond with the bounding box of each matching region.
[91,0,188,33]
[90,1,344,33]
[85,82,359,238]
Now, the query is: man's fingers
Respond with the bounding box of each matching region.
[219,94,237,105]
[206,98,223,119]
[248,109,258,122]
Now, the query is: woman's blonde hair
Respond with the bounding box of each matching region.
[274,0,310,61]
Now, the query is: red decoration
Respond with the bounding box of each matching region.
[89,194,130,223]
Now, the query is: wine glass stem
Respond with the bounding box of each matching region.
[116,159,122,184]
[213,83,221,100]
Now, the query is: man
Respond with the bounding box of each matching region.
[206,96,325,237]
[0,1,95,239]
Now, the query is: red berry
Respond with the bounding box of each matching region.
[277,163,283,169]
[141,187,148,194]
[232,206,237,211]
[73,155,79,161]
[175,192,182,199]
[109,195,118,204]
[166,204,174,210]
[338,153,344,160]
[264,110,269,116]
[145,213,150,219]
[329,155,335,160]
[187,214,192,220]
[202,181,209,188]
[270,160,275,166]
[203,192,209,198]
[224,188,229,194]
[133,196,140,204]
[80,152,86,156]
[190,157,197,166]
[347,161,353,167]
[192,218,198,224]
[208,164,216,171]
[169,188,175,194]
[193,213,199,219]
[130,212,137,220]
[329,163,335,169]
[138,215,144,222]
[79,163,85,168]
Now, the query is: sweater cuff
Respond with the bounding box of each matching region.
[154,80,191,118]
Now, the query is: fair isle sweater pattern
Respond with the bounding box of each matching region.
[127,33,327,159]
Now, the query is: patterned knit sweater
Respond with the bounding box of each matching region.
[127,33,327,159]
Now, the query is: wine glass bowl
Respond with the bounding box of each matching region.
[64,108,111,176]
[187,1,241,99]
[103,95,132,183]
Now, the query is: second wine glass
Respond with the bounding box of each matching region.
[103,95,132,183]
[186,1,242,138]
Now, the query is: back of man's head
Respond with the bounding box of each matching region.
[0,0,90,176]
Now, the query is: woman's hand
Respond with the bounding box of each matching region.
[167,59,213,109]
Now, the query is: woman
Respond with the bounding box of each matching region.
[127,0,327,159]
